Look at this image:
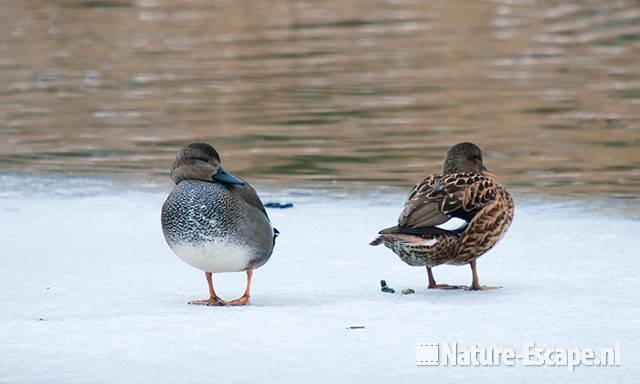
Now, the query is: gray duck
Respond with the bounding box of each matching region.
[161,143,278,305]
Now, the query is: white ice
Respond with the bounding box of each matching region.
[0,175,639,383]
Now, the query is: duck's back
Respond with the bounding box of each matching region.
[161,180,274,273]
[452,182,514,264]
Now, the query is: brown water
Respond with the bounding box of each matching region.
[1,0,639,196]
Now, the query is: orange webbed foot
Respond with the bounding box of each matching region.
[226,295,250,306]
[464,285,502,291]
[188,297,227,306]
[428,283,465,290]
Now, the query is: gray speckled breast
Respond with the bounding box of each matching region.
[161,180,274,272]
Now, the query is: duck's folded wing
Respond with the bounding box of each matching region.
[233,182,269,218]
[399,175,447,228]
[398,174,495,229]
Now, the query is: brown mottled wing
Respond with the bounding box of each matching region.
[398,173,497,229]
[232,181,269,219]
[398,175,449,228]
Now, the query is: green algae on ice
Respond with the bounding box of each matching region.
[380,280,395,294]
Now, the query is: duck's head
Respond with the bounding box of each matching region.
[170,142,245,186]
[442,142,496,178]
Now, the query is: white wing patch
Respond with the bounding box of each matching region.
[436,217,468,231]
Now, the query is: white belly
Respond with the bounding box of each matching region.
[172,240,253,273]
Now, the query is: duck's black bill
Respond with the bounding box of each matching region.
[213,168,245,185]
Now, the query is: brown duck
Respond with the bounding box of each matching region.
[370,142,514,290]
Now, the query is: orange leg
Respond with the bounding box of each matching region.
[466,260,501,291]
[188,272,227,306]
[427,267,463,290]
[227,269,252,306]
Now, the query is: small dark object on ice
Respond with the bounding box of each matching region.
[401,288,415,295]
[380,280,395,293]
[265,202,293,209]
[347,326,365,329]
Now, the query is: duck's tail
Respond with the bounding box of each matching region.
[370,225,401,246]
[369,236,384,246]
[370,225,462,246]
[369,225,400,246]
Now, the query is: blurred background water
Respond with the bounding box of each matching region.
[0,0,639,196]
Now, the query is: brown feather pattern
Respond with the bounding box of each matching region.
[371,172,514,267]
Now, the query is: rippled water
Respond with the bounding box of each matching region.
[1,0,639,196]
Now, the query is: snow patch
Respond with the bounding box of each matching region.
[1,177,639,383]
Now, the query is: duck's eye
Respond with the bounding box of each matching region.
[193,157,210,163]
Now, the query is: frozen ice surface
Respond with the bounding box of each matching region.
[0,174,639,383]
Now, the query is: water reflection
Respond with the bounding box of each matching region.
[0,0,639,196]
